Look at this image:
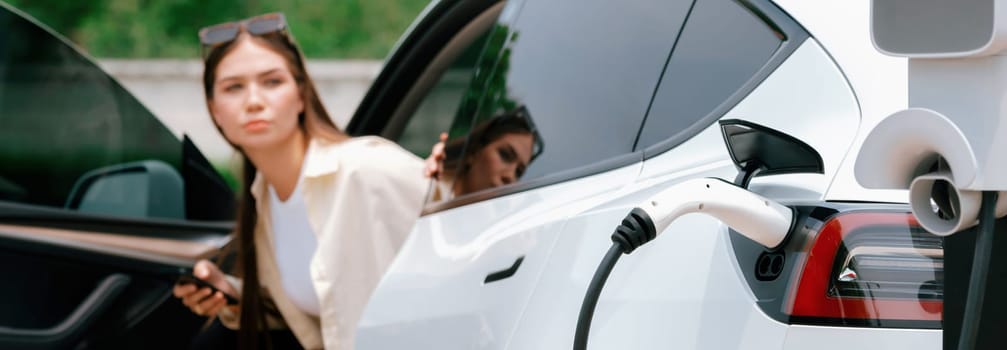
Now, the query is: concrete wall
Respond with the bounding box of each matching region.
[98,59,382,163]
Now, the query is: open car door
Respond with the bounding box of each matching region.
[0,4,235,349]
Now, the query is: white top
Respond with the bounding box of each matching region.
[269,177,321,316]
[218,137,428,349]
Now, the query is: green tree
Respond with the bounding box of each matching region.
[451,24,519,138]
[6,0,428,58]
[5,0,106,43]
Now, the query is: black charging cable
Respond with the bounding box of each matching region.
[958,191,998,350]
[574,208,656,350]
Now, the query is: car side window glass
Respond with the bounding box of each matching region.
[395,25,495,158]
[636,0,784,149]
[0,7,230,222]
[429,0,694,204]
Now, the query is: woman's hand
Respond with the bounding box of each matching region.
[424,132,448,179]
[172,259,239,317]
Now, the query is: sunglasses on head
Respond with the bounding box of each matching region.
[198,12,290,57]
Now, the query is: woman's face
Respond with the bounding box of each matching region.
[209,38,304,151]
[459,132,534,194]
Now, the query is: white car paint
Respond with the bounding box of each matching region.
[357,162,642,349]
[358,1,937,349]
[784,325,941,349]
[775,0,912,204]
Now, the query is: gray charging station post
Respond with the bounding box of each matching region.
[856,1,1007,348]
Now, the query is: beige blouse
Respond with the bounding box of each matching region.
[219,136,427,349]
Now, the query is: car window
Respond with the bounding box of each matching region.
[429,0,694,205]
[0,6,232,222]
[636,0,785,150]
[394,19,496,158]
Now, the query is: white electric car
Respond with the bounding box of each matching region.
[1,0,980,348]
[347,0,950,349]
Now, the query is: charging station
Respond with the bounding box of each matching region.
[855,1,1007,348]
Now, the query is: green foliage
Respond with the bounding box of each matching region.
[3,0,104,38]
[5,0,427,58]
[451,24,519,138]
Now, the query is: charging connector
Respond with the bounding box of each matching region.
[573,178,795,350]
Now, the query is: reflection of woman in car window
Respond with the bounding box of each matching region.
[427,106,541,201]
[171,13,427,350]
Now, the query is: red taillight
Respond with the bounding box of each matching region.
[785,212,943,326]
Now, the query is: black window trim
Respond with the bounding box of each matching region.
[380,2,506,143]
[347,0,504,136]
[637,0,811,160]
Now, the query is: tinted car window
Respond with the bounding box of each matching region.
[0,7,230,221]
[432,0,693,202]
[636,0,784,149]
[397,28,494,158]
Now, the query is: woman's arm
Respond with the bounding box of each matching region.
[424,132,448,179]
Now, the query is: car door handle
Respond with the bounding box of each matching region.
[0,273,131,349]
[484,256,524,284]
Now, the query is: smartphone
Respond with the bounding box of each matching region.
[175,270,239,305]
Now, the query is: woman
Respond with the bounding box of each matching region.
[425,107,540,200]
[172,13,426,350]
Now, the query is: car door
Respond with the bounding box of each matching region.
[351,0,690,348]
[0,4,235,349]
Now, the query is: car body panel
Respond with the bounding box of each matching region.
[357,162,642,349]
[507,165,782,349]
[637,39,861,199]
[355,0,942,349]
[773,0,912,204]
[783,325,941,349]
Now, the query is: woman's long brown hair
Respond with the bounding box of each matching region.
[202,31,346,349]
